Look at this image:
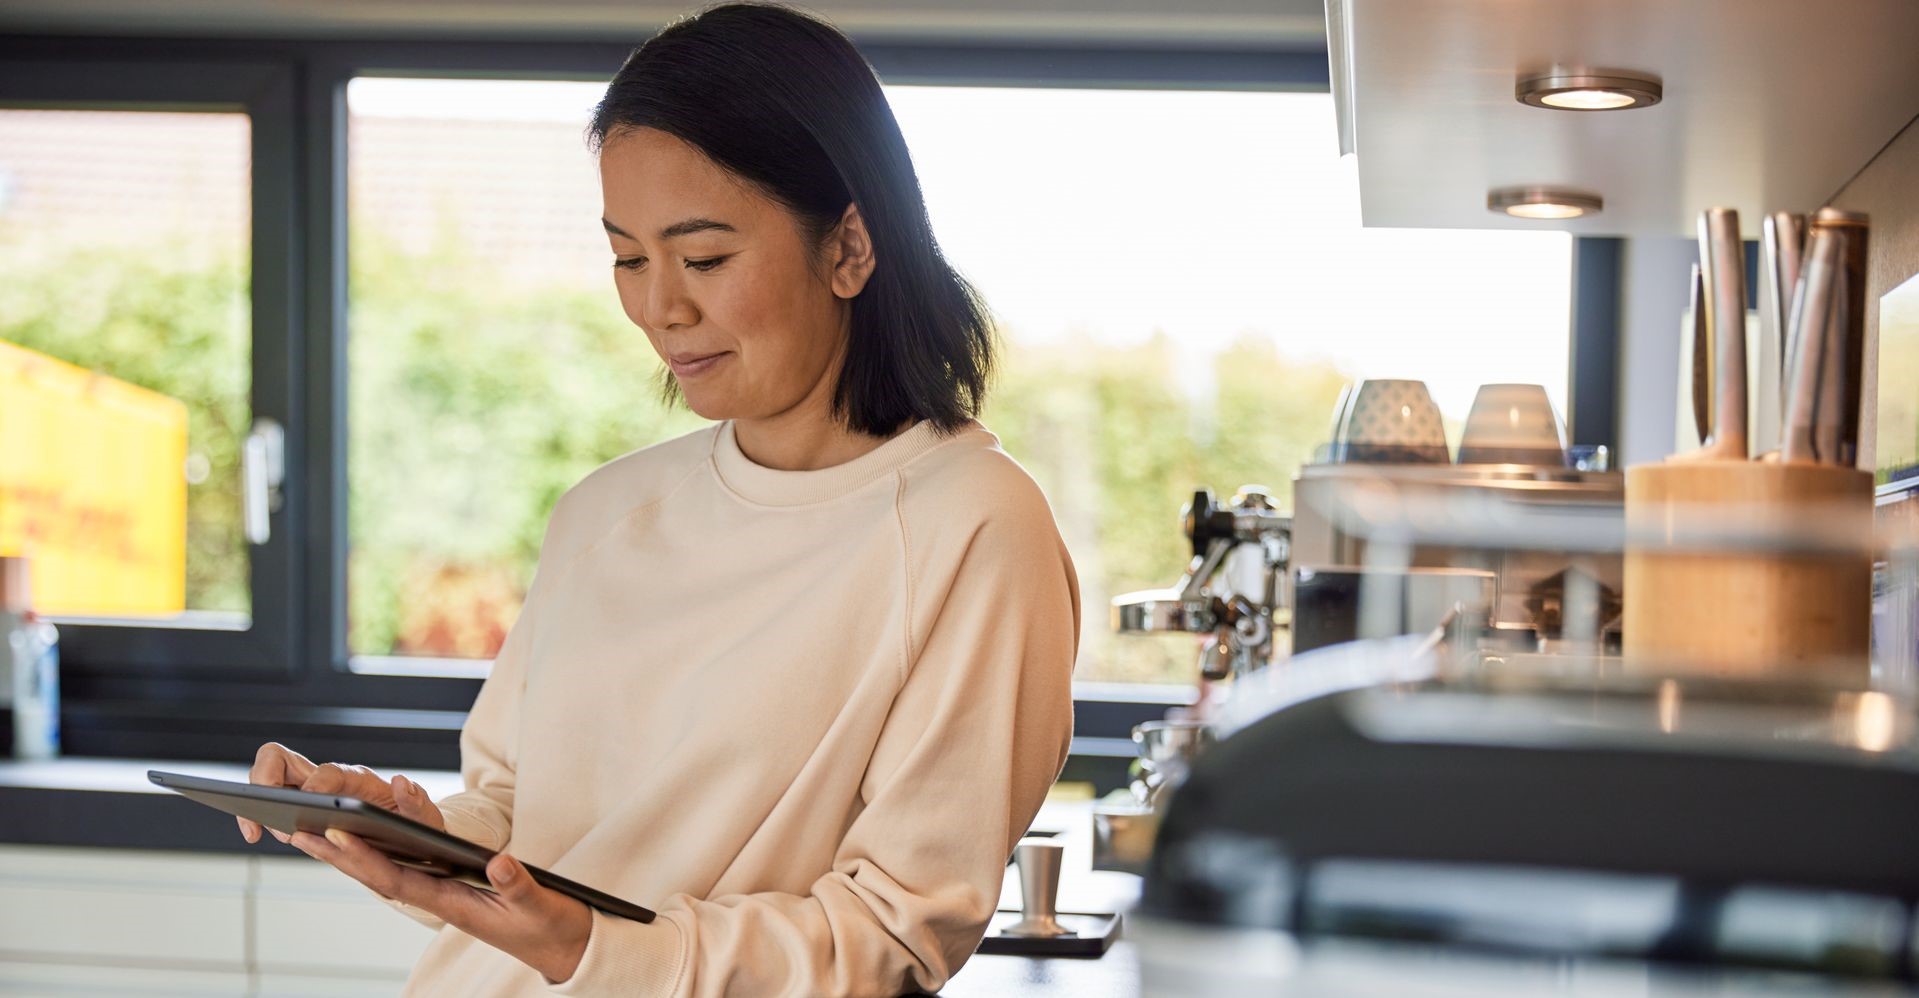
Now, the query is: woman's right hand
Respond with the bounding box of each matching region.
[238,742,445,844]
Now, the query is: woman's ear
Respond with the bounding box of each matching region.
[828,202,877,299]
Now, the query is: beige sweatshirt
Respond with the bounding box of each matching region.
[379,418,1080,997]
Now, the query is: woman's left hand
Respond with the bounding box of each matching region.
[290,827,593,984]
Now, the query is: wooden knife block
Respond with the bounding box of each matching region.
[1623,460,1873,680]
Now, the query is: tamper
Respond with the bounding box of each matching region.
[1001,837,1075,938]
[976,833,1121,956]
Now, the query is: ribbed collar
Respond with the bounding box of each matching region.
[709,418,966,506]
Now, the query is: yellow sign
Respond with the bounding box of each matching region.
[0,340,188,616]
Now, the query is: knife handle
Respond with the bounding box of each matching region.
[1761,213,1807,457]
[1764,213,1808,387]
[1696,208,1748,459]
[1782,227,1842,464]
[1813,208,1870,468]
[1689,262,1711,447]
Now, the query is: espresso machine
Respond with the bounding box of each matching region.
[1110,465,1628,674]
[1098,400,1631,875]
[1287,461,1626,655]
[1111,486,1292,681]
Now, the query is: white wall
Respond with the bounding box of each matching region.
[1616,237,1694,467]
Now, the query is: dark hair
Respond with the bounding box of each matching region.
[588,2,995,436]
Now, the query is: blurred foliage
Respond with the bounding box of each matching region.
[0,230,1349,684]
[985,331,1347,683]
[345,224,708,658]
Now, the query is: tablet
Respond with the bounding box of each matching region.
[148,770,655,923]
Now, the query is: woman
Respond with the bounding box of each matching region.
[236,3,1080,995]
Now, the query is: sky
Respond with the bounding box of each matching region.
[347,77,1572,423]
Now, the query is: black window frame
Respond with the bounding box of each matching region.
[3,30,1610,791]
[0,57,303,680]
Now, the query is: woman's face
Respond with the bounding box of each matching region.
[598,127,868,422]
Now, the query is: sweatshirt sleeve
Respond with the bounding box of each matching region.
[372,493,573,931]
[546,496,1081,997]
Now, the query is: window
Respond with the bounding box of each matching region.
[1,36,1602,776]
[0,60,300,678]
[339,78,1572,687]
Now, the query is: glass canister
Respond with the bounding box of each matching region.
[0,556,59,759]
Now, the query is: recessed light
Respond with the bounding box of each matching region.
[1517,72,1662,111]
[1488,187,1603,220]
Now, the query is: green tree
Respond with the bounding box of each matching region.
[345,224,707,657]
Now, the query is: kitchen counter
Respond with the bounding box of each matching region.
[0,757,1144,996]
[941,940,1138,998]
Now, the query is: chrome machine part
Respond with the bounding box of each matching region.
[1112,486,1293,682]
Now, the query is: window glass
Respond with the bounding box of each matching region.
[345,78,706,666]
[0,109,252,624]
[344,80,1571,685]
[892,86,1572,683]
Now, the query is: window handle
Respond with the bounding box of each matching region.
[243,418,285,545]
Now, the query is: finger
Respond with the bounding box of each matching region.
[235,813,289,845]
[391,775,419,817]
[293,829,362,884]
[320,828,407,899]
[391,775,445,830]
[478,852,590,958]
[250,741,316,788]
[302,762,347,794]
[289,830,326,860]
[304,763,394,808]
[319,828,477,916]
[485,853,539,905]
[244,742,316,842]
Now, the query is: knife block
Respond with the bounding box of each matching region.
[1623,460,1873,680]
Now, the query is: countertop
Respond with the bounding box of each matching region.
[0,757,1143,996]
